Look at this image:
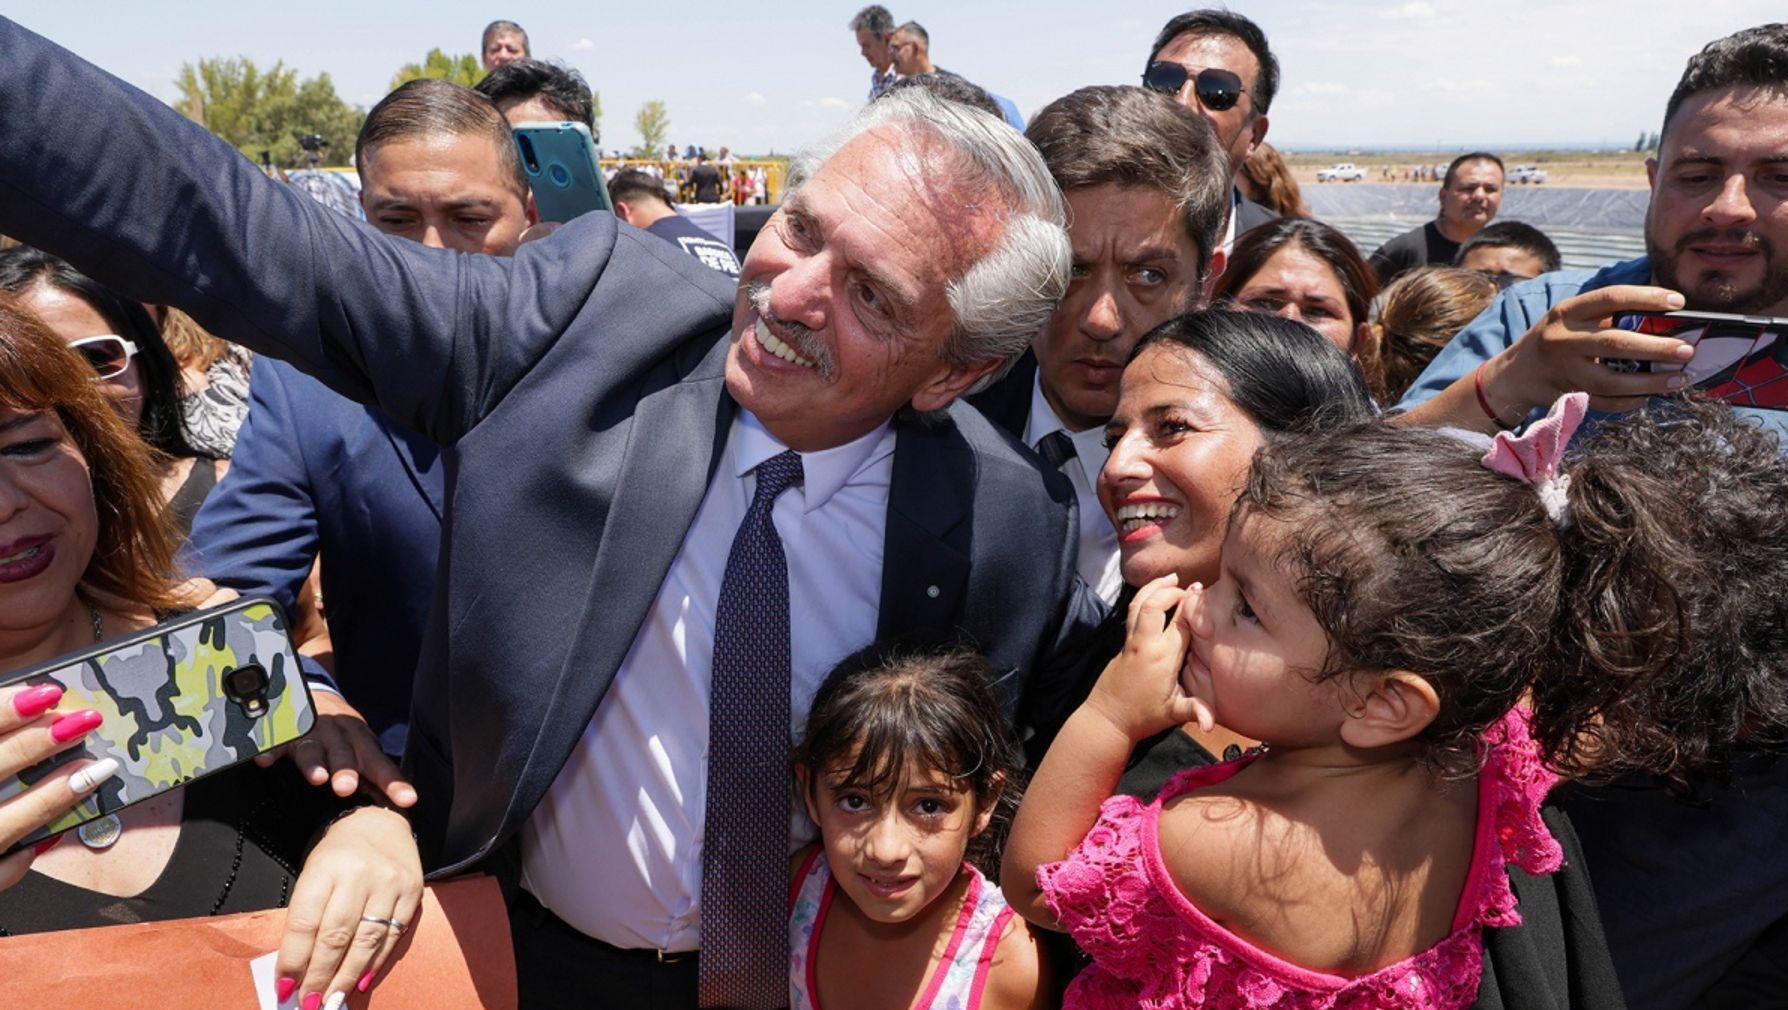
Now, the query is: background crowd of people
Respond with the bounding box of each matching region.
[0,8,1785,1010]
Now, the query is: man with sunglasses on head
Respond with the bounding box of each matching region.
[1396,24,1788,1008]
[1142,10,1280,255]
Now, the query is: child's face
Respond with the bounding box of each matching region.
[1180,512,1348,745]
[804,759,992,925]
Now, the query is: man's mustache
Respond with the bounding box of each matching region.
[1676,228,1773,257]
[747,281,838,380]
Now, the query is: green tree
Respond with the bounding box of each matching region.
[174,56,363,168]
[389,49,484,90]
[633,99,670,157]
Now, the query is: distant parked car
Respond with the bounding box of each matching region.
[1509,164,1549,184]
[1317,162,1365,182]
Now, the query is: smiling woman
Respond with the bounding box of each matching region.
[0,295,422,1009]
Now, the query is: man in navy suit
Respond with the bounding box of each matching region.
[0,20,1099,1009]
[187,80,532,754]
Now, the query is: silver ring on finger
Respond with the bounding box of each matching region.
[360,914,405,934]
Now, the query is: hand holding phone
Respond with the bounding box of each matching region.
[1494,285,1696,416]
[0,598,314,852]
[0,682,119,884]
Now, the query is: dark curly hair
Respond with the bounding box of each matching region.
[1239,397,1788,791]
[795,643,1024,878]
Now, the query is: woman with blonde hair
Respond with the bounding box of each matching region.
[1360,265,1498,405]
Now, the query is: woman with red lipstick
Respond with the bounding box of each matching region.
[1024,309,1375,794]
[791,645,1051,1010]
[0,297,421,1010]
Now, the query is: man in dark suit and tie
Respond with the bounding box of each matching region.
[970,86,1229,605]
[187,80,536,755]
[0,20,1099,1009]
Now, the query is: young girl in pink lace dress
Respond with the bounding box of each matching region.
[791,645,1051,1010]
[1004,393,1788,1009]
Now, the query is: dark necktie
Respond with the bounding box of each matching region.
[1035,429,1076,472]
[700,450,804,1009]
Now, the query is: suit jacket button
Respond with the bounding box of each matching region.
[926,585,940,598]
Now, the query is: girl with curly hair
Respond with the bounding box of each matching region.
[1005,393,1788,1008]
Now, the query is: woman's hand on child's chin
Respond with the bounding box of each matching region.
[1086,574,1216,742]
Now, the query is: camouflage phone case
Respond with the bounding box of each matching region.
[0,599,314,845]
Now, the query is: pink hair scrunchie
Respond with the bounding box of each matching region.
[1480,392,1589,529]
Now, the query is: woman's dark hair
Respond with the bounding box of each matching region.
[796,643,1024,877]
[1129,308,1377,433]
[1214,217,1379,337]
[0,247,205,461]
[1239,396,1788,791]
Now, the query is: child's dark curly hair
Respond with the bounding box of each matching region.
[1240,396,1788,791]
[795,643,1024,877]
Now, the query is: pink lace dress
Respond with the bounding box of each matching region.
[1038,709,1562,1010]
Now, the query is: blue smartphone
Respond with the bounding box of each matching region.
[512,121,612,223]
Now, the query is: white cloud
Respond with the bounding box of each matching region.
[743,91,767,107]
[1378,1,1436,19]
[816,97,850,110]
[1550,55,1583,68]
[571,38,595,51]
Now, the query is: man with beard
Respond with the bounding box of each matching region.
[970,86,1228,604]
[1368,152,1505,284]
[1397,24,1788,1008]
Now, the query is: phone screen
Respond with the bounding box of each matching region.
[1613,312,1788,412]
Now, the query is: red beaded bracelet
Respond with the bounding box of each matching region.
[1473,362,1512,430]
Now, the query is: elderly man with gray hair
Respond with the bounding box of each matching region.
[0,17,1100,1010]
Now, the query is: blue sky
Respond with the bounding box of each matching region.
[14,1,1784,156]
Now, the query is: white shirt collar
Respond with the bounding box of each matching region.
[732,410,894,514]
[1023,372,1111,476]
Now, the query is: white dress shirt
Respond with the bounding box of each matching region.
[520,410,894,951]
[1024,374,1123,604]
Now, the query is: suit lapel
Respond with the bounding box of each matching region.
[519,335,735,806]
[877,413,972,639]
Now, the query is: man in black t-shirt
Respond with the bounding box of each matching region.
[1369,151,1504,284]
[607,168,740,276]
[687,153,724,204]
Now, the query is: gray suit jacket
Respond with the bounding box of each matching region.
[0,19,1104,874]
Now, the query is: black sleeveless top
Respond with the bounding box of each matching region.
[165,456,219,542]
[0,763,349,936]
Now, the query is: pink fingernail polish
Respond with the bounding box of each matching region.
[357,970,374,993]
[12,684,63,718]
[276,977,298,1002]
[302,992,321,1010]
[49,709,102,743]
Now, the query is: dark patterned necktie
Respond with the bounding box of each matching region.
[699,450,804,1009]
[1035,429,1076,471]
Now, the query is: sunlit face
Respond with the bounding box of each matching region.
[482,32,527,71]
[1100,344,1264,588]
[855,26,892,70]
[727,127,1003,451]
[1439,160,1503,235]
[1036,184,1205,432]
[20,286,143,427]
[1229,244,1364,353]
[1153,31,1267,181]
[888,32,925,75]
[359,134,534,256]
[495,94,566,127]
[1458,244,1548,281]
[803,758,992,925]
[0,409,98,638]
[1645,88,1788,316]
[1179,511,1342,746]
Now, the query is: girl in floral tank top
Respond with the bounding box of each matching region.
[791,645,1049,1010]
[1003,394,1788,1009]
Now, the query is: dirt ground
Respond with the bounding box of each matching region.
[1285,151,1651,191]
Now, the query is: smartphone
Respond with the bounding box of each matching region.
[0,598,315,849]
[1611,310,1788,412]
[512,121,612,222]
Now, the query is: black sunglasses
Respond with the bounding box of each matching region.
[1141,62,1247,112]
